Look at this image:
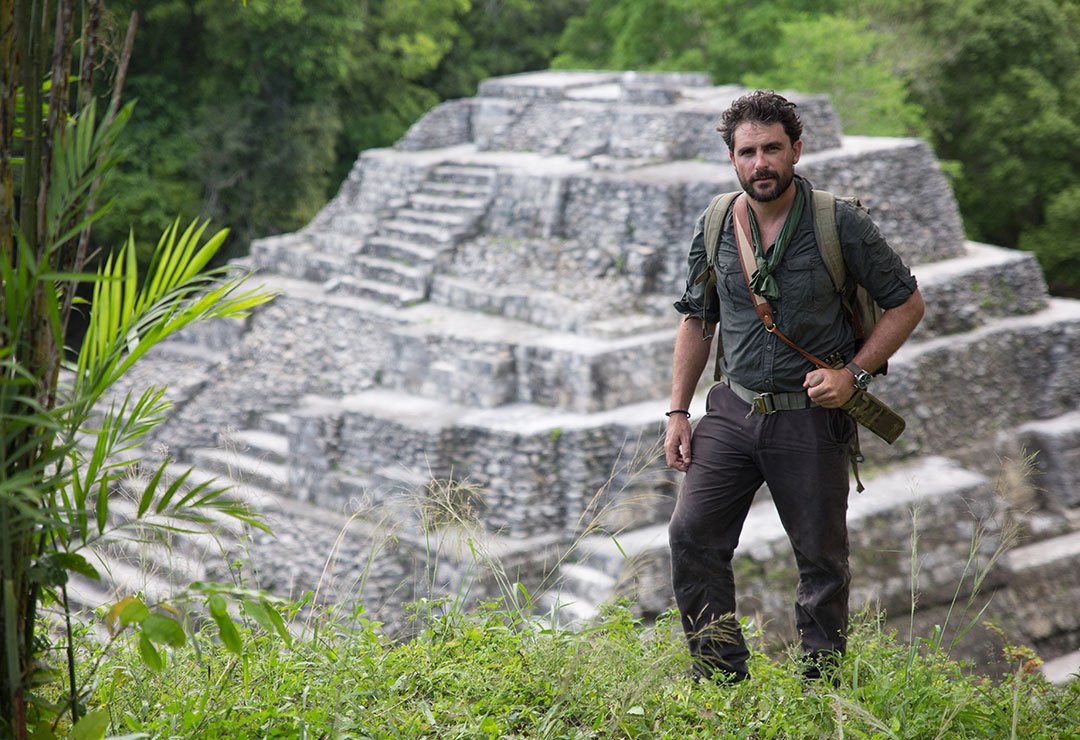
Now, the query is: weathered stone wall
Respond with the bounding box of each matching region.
[483,169,576,239]
[559,174,687,251]
[395,99,474,152]
[396,71,842,164]
[798,138,966,264]
[1019,412,1080,510]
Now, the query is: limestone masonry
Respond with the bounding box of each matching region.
[82,71,1080,680]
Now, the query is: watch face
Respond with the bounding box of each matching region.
[855,371,871,389]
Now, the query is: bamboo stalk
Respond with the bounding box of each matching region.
[62,8,136,332]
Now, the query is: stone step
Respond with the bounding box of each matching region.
[395,208,476,230]
[310,230,367,256]
[379,218,456,246]
[112,473,247,546]
[322,212,376,237]
[566,456,998,622]
[66,573,119,616]
[1041,649,1080,685]
[1017,410,1080,510]
[354,254,431,292]
[429,240,1044,341]
[364,235,444,264]
[409,192,490,213]
[557,562,618,594]
[865,297,1080,463]
[416,180,493,199]
[68,474,219,594]
[423,353,517,408]
[997,530,1080,646]
[154,464,395,598]
[910,241,1047,341]
[428,274,599,333]
[224,429,289,466]
[189,448,288,494]
[252,238,350,284]
[259,412,292,436]
[73,553,187,606]
[536,591,601,628]
[322,388,677,537]
[254,273,410,316]
[431,164,496,186]
[325,274,426,307]
[385,308,675,412]
[146,340,229,367]
[89,522,213,590]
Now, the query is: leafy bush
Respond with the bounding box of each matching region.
[1020,185,1080,297]
[66,599,1080,739]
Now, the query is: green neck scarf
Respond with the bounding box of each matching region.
[746,181,805,301]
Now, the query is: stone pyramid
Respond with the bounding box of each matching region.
[83,71,1080,678]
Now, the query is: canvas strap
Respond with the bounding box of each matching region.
[732,196,833,372]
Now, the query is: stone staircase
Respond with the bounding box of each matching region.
[76,71,1080,679]
[250,163,497,307]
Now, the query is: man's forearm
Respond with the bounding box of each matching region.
[852,288,925,373]
[671,317,716,409]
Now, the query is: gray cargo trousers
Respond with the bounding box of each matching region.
[668,382,855,679]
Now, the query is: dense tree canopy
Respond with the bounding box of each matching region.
[95,0,586,262]
[889,0,1080,291]
[92,0,1080,292]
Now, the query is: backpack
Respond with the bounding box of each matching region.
[699,189,884,381]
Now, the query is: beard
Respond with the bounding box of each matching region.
[738,167,794,203]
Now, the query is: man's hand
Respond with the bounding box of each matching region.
[665,414,693,472]
[803,368,856,408]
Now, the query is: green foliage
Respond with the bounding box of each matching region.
[1019,185,1080,296]
[889,0,1080,251]
[78,601,1080,739]
[1,5,279,734]
[96,0,588,261]
[553,2,924,139]
[431,0,590,100]
[742,14,927,138]
[553,0,844,82]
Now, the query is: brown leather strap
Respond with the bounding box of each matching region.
[732,196,832,372]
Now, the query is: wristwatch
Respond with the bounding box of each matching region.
[845,362,872,391]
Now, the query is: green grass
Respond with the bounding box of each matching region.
[60,599,1080,739]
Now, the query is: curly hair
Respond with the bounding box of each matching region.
[718,90,803,151]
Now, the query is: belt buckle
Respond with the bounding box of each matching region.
[747,392,777,418]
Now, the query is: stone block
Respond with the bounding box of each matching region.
[912,242,1048,340]
[395,99,474,152]
[1017,411,1080,510]
[798,138,966,264]
[477,70,621,101]
[863,300,1080,463]
[1000,531,1080,641]
[336,392,458,488]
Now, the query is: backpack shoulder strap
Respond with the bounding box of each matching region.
[703,191,740,266]
[811,189,845,293]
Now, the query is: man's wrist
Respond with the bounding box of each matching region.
[665,409,691,419]
[845,362,872,391]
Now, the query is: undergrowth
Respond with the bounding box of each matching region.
[61,599,1080,739]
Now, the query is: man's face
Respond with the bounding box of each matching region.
[729,121,802,203]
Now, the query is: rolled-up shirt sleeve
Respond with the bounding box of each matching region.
[672,211,721,323]
[836,201,918,310]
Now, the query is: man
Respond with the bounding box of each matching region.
[664,90,924,682]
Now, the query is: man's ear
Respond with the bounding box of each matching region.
[792,139,803,164]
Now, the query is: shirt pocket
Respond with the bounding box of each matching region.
[718,256,749,305]
[777,251,832,312]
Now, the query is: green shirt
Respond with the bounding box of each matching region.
[673,176,918,393]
